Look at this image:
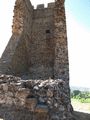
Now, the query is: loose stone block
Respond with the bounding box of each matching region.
[35,105,48,113]
[25,98,37,111]
[37,4,44,9]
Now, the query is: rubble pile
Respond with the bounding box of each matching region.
[0,75,73,120]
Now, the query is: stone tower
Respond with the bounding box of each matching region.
[0,0,69,81]
[0,1,74,120]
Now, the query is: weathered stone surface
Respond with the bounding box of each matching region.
[25,98,37,111]
[0,0,73,120]
[0,75,73,120]
[0,0,69,81]
[35,105,48,113]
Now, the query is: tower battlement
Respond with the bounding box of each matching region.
[36,2,55,9]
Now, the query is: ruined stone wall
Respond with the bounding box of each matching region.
[54,0,69,81]
[11,0,33,75]
[53,0,70,100]
[0,34,22,74]
[0,0,69,81]
[0,0,33,75]
[28,3,55,79]
[0,75,73,120]
[12,0,33,35]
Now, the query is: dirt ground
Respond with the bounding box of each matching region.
[72,99,90,120]
[73,111,90,120]
[71,99,90,113]
[0,111,90,120]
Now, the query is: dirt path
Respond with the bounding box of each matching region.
[71,99,90,120]
[71,99,90,113]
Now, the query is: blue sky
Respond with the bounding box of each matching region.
[0,0,90,88]
[65,0,90,88]
[66,0,90,30]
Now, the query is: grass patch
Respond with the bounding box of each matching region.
[71,98,90,103]
[80,98,90,103]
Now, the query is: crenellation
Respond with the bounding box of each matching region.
[36,2,55,10]
[37,4,44,9]
[48,2,55,8]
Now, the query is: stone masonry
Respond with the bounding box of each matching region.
[0,74,73,120]
[0,0,73,120]
[0,0,69,81]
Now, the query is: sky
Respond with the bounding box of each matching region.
[0,0,90,88]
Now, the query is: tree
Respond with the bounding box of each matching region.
[72,90,81,98]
